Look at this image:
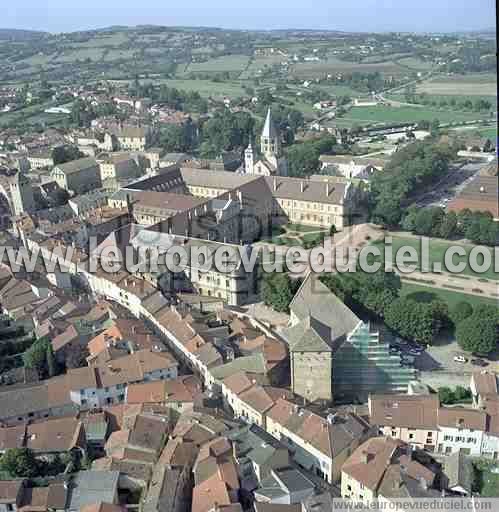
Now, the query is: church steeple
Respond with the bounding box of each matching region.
[261,108,280,158]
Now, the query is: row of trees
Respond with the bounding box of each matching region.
[404,87,493,113]
[438,385,472,405]
[321,269,447,345]
[321,267,498,352]
[402,207,498,246]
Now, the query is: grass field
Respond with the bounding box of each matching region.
[55,48,105,62]
[416,73,497,96]
[240,54,287,79]
[474,126,498,139]
[103,49,137,62]
[396,56,434,70]
[400,282,497,310]
[19,52,57,66]
[160,79,246,98]
[70,33,131,47]
[291,56,410,78]
[186,55,250,74]
[373,236,498,281]
[342,105,483,125]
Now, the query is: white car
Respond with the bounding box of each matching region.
[453,355,468,363]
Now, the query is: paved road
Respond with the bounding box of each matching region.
[412,161,484,209]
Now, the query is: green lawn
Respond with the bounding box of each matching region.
[401,282,497,310]
[286,223,325,233]
[474,126,498,139]
[343,105,483,125]
[373,236,498,281]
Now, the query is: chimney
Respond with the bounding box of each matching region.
[238,190,242,205]
[419,477,428,490]
[360,451,370,464]
[326,182,330,196]
[300,181,304,193]
[273,177,277,191]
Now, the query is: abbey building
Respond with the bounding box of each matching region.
[244,108,288,176]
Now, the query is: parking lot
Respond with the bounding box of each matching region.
[404,334,499,390]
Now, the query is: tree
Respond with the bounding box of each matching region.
[52,145,85,165]
[384,298,437,345]
[483,139,493,153]
[438,386,454,404]
[0,448,40,478]
[261,273,301,313]
[286,136,336,178]
[439,211,458,239]
[456,313,497,354]
[450,301,473,325]
[46,342,56,378]
[23,337,52,378]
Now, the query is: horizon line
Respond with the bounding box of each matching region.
[1,23,496,36]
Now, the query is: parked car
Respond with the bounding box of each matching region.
[453,355,468,363]
[471,358,489,367]
[408,342,424,353]
[408,348,422,356]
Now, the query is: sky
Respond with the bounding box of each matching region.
[2,0,496,34]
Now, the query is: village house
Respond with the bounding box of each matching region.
[67,350,179,409]
[341,437,441,506]
[266,398,373,484]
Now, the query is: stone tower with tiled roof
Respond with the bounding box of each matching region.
[244,108,288,177]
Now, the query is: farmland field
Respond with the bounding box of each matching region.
[395,56,434,70]
[107,78,247,99]
[240,54,287,79]
[341,105,483,125]
[103,49,137,61]
[474,126,498,139]
[186,55,250,74]
[291,56,411,78]
[19,52,57,66]
[70,33,131,47]
[55,48,105,62]
[416,73,497,96]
